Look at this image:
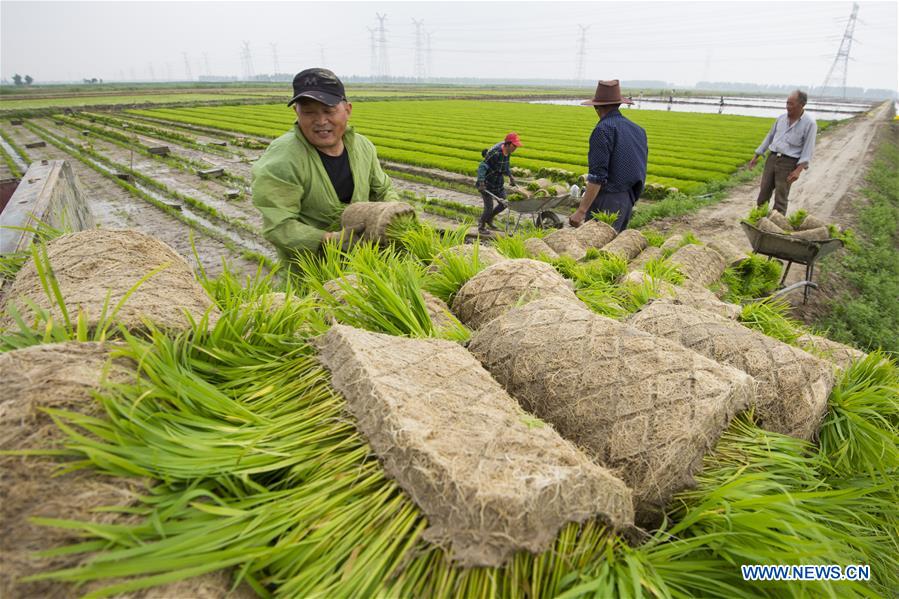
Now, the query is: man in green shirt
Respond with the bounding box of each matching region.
[251,68,399,263]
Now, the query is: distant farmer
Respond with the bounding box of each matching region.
[749,90,816,214]
[251,67,398,263]
[569,79,648,232]
[475,132,522,234]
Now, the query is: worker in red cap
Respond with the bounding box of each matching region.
[475,132,522,234]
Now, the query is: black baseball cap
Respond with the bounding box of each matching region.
[287,68,346,107]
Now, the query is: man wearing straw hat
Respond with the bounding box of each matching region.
[569,79,648,232]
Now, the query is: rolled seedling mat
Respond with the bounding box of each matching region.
[430,244,507,272]
[660,287,743,320]
[0,341,147,598]
[599,229,648,261]
[421,290,464,331]
[523,237,560,260]
[797,333,867,371]
[755,217,787,235]
[791,227,830,241]
[1,229,219,333]
[314,324,634,567]
[321,273,360,304]
[452,259,579,330]
[627,301,834,440]
[468,298,754,523]
[666,244,727,288]
[574,220,617,250]
[543,228,588,260]
[627,246,664,272]
[660,234,685,252]
[767,210,793,231]
[706,237,750,267]
[620,270,669,288]
[340,201,416,244]
[795,214,827,231]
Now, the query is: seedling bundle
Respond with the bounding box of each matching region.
[1,212,896,598]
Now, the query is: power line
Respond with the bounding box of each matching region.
[426,30,433,80]
[575,25,589,85]
[412,19,425,80]
[376,13,390,80]
[821,2,859,98]
[182,52,193,81]
[367,27,377,78]
[240,41,254,80]
[270,43,280,74]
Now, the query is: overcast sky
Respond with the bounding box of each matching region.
[1,0,896,90]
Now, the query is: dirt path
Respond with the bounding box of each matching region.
[656,101,892,249]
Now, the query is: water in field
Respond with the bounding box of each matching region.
[531,96,870,121]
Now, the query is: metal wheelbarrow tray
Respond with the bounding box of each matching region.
[505,194,578,232]
[740,220,844,304]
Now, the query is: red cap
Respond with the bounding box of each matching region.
[504,132,522,147]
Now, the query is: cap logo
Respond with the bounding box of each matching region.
[303,76,318,85]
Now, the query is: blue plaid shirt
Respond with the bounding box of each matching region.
[476,142,512,194]
[587,109,648,201]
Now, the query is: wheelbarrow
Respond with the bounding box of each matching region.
[740,220,844,304]
[484,188,579,234]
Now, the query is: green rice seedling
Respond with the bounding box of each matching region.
[562,254,629,288]
[641,229,666,248]
[0,218,68,283]
[819,352,899,480]
[581,247,599,260]
[0,239,169,348]
[644,257,686,285]
[738,297,803,344]
[592,211,619,226]
[746,204,770,225]
[492,232,530,259]
[316,249,469,342]
[23,261,899,598]
[387,217,469,264]
[576,282,630,319]
[423,244,490,304]
[658,414,895,597]
[787,209,808,229]
[680,232,702,247]
[719,254,782,303]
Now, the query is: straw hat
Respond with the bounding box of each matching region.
[581,79,633,106]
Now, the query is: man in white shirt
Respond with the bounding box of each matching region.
[749,90,817,214]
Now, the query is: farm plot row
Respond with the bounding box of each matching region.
[130,100,777,194]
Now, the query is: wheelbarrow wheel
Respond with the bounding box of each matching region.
[535,211,563,229]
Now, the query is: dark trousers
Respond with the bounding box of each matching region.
[587,190,634,232]
[757,153,799,214]
[479,189,506,227]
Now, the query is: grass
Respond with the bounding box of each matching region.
[814,125,899,353]
[718,254,782,303]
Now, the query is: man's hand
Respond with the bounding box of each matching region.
[569,210,586,228]
[749,155,759,169]
[786,167,803,183]
[322,229,360,250]
[476,180,486,191]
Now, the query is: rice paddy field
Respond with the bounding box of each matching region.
[128,100,777,194]
[1,85,895,599]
